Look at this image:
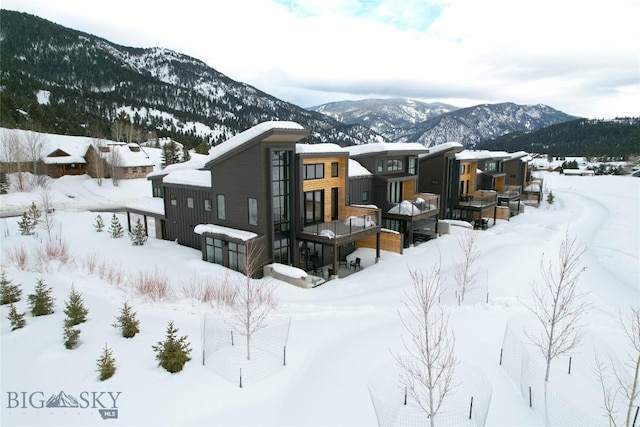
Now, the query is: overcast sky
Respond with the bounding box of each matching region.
[3,0,639,118]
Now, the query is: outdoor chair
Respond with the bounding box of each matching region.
[350,257,361,271]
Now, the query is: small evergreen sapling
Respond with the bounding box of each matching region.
[129,218,148,246]
[113,301,140,338]
[7,303,26,331]
[547,190,555,205]
[63,322,81,349]
[152,321,191,373]
[94,214,105,232]
[96,344,116,381]
[0,270,22,305]
[64,286,88,326]
[108,214,124,238]
[28,201,41,227]
[17,211,34,235]
[27,278,55,316]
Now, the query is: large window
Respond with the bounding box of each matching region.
[408,157,417,175]
[387,159,403,172]
[273,237,290,264]
[331,162,339,177]
[303,163,324,180]
[248,198,258,226]
[272,150,292,233]
[377,160,383,173]
[217,194,225,220]
[304,190,324,224]
[388,182,402,203]
[205,237,223,265]
[228,242,246,272]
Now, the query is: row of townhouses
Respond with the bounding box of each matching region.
[125,121,539,284]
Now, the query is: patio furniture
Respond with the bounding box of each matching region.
[350,257,361,271]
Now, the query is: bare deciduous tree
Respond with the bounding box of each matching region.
[24,130,47,186]
[108,146,123,187]
[595,307,640,427]
[454,230,480,303]
[394,266,457,426]
[225,241,277,360]
[39,188,57,242]
[90,138,106,186]
[525,231,590,382]
[0,129,28,191]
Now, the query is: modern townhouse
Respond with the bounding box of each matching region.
[345,142,441,247]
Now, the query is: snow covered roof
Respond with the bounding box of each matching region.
[348,159,372,177]
[346,142,427,157]
[423,142,464,157]
[296,143,345,154]
[194,224,258,241]
[207,121,306,164]
[146,155,209,178]
[163,170,211,187]
[456,150,510,161]
[126,197,165,216]
[42,155,86,164]
[98,143,156,167]
[267,263,308,280]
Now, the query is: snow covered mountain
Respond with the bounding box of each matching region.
[309,98,459,136]
[0,10,382,148]
[312,99,578,148]
[45,391,80,408]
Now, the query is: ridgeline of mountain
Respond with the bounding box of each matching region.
[476,117,640,158]
[312,99,579,148]
[308,98,459,136]
[0,10,383,150]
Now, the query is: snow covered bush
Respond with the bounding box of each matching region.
[63,322,80,349]
[96,345,116,381]
[94,214,105,232]
[7,303,26,331]
[0,270,22,305]
[132,268,172,301]
[27,278,55,316]
[108,214,124,238]
[113,301,140,338]
[5,245,29,270]
[63,286,88,327]
[129,218,147,246]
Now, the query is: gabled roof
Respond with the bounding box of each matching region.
[346,142,427,157]
[146,155,209,179]
[98,143,156,167]
[205,121,308,168]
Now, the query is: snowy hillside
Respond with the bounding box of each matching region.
[0,171,638,426]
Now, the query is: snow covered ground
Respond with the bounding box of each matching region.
[0,171,638,426]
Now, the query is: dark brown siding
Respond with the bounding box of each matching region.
[163,184,213,248]
[347,176,374,205]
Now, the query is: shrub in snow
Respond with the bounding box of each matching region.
[546,190,555,205]
[129,218,147,246]
[28,201,41,228]
[63,286,88,327]
[17,211,35,235]
[7,303,26,331]
[0,270,23,305]
[113,301,140,338]
[96,344,116,381]
[63,322,80,349]
[152,321,191,373]
[108,214,124,238]
[27,278,55,316]
[94,214,105,232]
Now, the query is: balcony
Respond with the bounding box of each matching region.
[301,214,379,241]
[456,190,498,209]
[498,185,521,201]
[386,193,440,218]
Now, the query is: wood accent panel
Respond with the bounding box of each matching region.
[356,230,402,254]
[302,157,347,221]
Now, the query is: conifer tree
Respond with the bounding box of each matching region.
[182,146,191,162]
[113,301,140,338]
[63,286,88,327]
[0,270,22,305]
[17,211,34,235]
[27,278,55,316]
[108,214,124,238]
[129,218,147,246]
[63,322,80,349]
[96,344,116,381]
[546,190,555,205]
[0,171,8,194]
[94,214,105,232]
[27,201,41,228]
[152,321,191,373]
[7,303,26,331]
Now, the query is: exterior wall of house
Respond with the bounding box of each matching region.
[504,159,527,187]
[418,153,461,219]
[459,161,476,195]
[300,156,347,222]
[162,184,213,249]
[116,165,154,180]
[347,176,374,205]
[356,230,402,254]
[45,162,86,178]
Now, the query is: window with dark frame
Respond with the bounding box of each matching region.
[217,194,225,220]
[408,157,417,175]
[362,190,369,202]
[387,159,403,172]
[304,190,324,225]
[248,198,258,226]
[303,163,324,180]
[204,199,212,211]
[331,162,339,177]
[187,197,194,209]
[170,194,177,206]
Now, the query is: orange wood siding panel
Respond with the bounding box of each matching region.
[302,157,347,221]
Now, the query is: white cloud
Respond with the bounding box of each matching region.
[3,0,639,117]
